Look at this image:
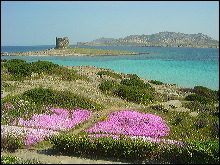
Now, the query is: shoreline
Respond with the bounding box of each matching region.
[1,47,144,57]
[1,52,146,57]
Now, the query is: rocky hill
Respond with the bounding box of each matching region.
[76,32,219,48]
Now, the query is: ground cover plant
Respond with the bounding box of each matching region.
[1,60,219,164]
[1,125,60,146]
[17,108,92,131]
[1,104,92,148]
[1,91,96,149]
[84,110,170,137]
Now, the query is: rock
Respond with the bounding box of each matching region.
[161,100,182,108]
[189,112,199,117]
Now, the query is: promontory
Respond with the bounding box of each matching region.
[1,47,143,56]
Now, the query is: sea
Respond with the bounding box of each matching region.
[1,45,219,91]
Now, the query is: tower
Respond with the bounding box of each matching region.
[55,37,69,49]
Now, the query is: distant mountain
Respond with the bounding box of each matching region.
[76,32,219,48]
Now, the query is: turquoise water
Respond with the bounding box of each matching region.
[1,46,219,90]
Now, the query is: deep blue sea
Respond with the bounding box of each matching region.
[1,45,219,91]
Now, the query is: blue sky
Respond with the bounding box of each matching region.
[1,1,219,46]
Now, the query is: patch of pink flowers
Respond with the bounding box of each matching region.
[1,125,59,146]
[84,110,170,138]
[17,108,92,131]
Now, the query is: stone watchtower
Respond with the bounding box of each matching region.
[55,37,69,49]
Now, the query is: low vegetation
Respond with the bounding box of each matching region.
[150,79,164,85]
[49,133,219,164]
[99,78,160,105]
[185,86,219,104]
[1,59,86,81]
[22,87,104,111]
[65,47,138,55]
[1,155,44,164]
[2,47,139,56]
[97,70,123,79]
[1,59,219,164]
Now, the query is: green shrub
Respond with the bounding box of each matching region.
[195,118,209,129]
[2,59,83,81]
[6,59,26,64]
[185,94,210,104]
[50,134,159,162]
[1,133,24,151]
[150,80,164,85]
[99,80,155,105]
[5,59,32,78]
[183,101,219,116]
[159,140,219,164]
[1,155,20,164]
[99,80,119,94]
[193,86,219,102]
[184,86,219,105]
[49,134,219,164]
[31,61,81,81]
[126,74,140,79]
[211,121,219,138]
[23,87,56,105]
[116,85,154,105]
[23,87,103,111]
[97,70,122,79]
[31,60,59,74]
[1,59,7,62]
[120,78,154,91]
[52,66,80,81]
[171,116,185,125]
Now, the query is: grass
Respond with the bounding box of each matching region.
[3,47,139,56]
[54,47,138,55]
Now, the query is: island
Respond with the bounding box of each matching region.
[1,47,143,56]
[76,32,219,48]
[1,37,144,56]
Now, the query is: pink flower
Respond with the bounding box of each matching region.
[17,108,92,131]
[1,125,59,146]
[84,110,170,138]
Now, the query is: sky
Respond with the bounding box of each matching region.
[1,1,219,46]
